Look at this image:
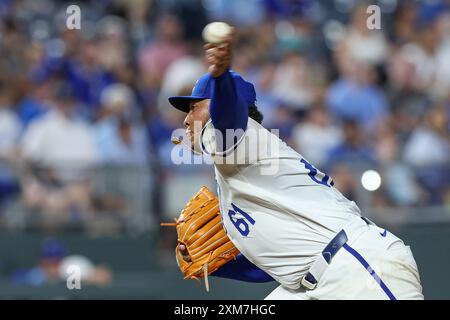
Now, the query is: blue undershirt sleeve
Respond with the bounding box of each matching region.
[209,71,248,152]
[210,253,274,283]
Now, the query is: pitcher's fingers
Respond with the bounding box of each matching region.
[204,43,215,50]
[178,244,191,262]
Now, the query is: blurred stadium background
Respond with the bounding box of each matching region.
[0,0,449,299]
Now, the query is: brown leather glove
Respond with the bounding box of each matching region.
[162,186,240,291]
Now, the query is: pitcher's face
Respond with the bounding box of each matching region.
[183,99,211,150]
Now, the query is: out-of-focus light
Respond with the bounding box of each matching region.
[322,20,345,50]
[361,170,382,191]
[275,21,296,41]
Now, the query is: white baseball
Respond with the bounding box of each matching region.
[202,22,232,44]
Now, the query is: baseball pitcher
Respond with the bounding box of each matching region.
[165,27,424,300]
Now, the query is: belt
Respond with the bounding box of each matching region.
[301,217,371,290]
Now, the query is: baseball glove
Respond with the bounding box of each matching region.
[161,186,240,291]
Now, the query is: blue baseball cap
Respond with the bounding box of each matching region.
[40,239,67,260]
[168,71,256,113]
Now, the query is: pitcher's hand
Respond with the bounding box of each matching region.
[204,27,235,78]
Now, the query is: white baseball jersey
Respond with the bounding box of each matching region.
[200,117,362,290]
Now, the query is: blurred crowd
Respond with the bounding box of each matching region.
[10,238,112,287]
[0,0,449,231]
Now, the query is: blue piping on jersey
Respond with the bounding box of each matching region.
[343,243,397,300]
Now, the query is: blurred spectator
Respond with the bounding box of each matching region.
[266,104,297,146]
[403,106,449,204]
[293,106,342,168]
[138,14,187,90]
[403,106,449,167]
[326,60,388,131]
[246,62,279,128]
[384,164,422,207]
[390,3,418,45]
[10,238,112,287]
[16,78,52,129]
[11,239,67,286]
[374,122,420,206]
[20,82,97,220]
[34,29,117,117]
[337,4,388,66]
[94,83,149,166]
[95,16,129,73]
[0,81,20,159]
[204,0,266,26]
[390,8,450,100]
[0,16,30,78]
[59,254,112,287]
[325,119,377,172]
[0,80,21,209]
[328,164,358,202]
[156,45,206,115]
[271,52,317,111]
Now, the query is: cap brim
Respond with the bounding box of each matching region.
[168,96,207,113]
